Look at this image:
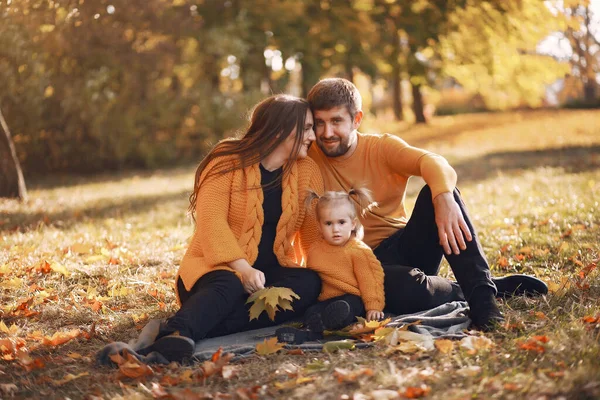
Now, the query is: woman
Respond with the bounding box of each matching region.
[138,94,324,362]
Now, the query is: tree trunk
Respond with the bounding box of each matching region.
[392,68,403,121]
[392,28,403,121]
[0,106,28,201]
[412,83,426,124]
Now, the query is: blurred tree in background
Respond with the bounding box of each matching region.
[0,0,596,181]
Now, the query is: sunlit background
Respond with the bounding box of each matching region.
[0,0,598,177]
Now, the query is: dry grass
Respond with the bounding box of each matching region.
[1,109,599,399]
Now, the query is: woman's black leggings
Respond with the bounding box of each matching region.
[159,268,321,342]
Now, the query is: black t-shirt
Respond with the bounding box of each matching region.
[254,164,283,271]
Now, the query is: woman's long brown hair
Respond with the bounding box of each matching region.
[188,94,310,220]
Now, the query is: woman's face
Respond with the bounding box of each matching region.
[279,109,316,160]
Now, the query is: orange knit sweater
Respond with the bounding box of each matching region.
[177,156,324,303]
[308,133,457,248]
[306,237,385,311]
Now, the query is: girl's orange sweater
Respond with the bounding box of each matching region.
[177,156,324,303]
[306,237,385,311]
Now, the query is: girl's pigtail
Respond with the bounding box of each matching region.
[304,190,321,214]
[348,187,378,216]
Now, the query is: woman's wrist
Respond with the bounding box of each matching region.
[228,258,252,272]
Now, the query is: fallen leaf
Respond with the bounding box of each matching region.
[349,317,392,335]
[221,365,239,380]
[434,339,454,354]
[286,348,305,356]
[117,351,153,380]
[402,385,431,398]
[67,352,83,359]
[256,337,285,355]
[42,329,81,347]
[583,315,599,324]
[322,339,356,353]
[150,382,170,398]
[17,351,45,372]
[1,277,24,289]
[456,365,482,377]
[0,383,18,397]
[274,376,315,390]
[50,262,70,277]
[518,335,549,353]
[70,243,94,254]
[52,372,89,386]
[200,349,234,379]
[460,336,494,354]
[333,367,373,382]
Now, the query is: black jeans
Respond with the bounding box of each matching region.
[305,294,366,327]
[373,185,495,314]
[160,268,321,342]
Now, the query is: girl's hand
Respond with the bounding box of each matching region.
[366,310,384,321]
[229,259,265,294]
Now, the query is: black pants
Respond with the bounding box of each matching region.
[305,294,366,327]
[160,268,321,342]
[373,185,495,315]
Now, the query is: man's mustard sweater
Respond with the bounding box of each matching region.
[308,132,457,248]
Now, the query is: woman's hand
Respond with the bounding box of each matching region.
[229,259,265,294]
[366,310,384,321]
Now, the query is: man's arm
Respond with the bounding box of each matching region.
[381,135,470,254]
[433,192,472,255]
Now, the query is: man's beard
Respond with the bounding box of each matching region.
[316,137,352,157]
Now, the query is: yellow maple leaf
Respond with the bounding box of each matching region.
[248,298,267,321]
[246,287,300,321]
[255,337,284,355]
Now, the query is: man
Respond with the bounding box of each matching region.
[306,78,547,330]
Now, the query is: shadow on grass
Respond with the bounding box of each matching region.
[453,145,600,183]
[26,164,196,191]
[1,189,189,233]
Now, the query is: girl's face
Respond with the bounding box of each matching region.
[318,203,356,246]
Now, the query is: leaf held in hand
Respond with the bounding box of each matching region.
[246,287,300,321]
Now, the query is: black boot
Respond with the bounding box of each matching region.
[493,274,548,298]
[321,300,352,330]
[137,334,195,363]
[468,286,504,331]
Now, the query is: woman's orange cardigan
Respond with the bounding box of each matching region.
[176,156,324,304]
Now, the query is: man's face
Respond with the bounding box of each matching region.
[313,106,361,158]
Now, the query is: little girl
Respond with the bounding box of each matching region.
[277,188,385,344]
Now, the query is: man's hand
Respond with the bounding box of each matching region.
[366,310,384,321]
[433,192,472,255]
[229,259,265,294]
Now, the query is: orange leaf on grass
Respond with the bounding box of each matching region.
[583,315,599,324]
[42,329,81,347]
[333,367,374,383]
[256,337,285,355]
[497,257,509,268]
[402,385,431,398]
[17,351,45,372]
[117,351,154,380]
[518,335,549,353]
[200,348,234,379]
[434,339,454,354]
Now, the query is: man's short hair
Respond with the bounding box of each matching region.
[307,78,362,117]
